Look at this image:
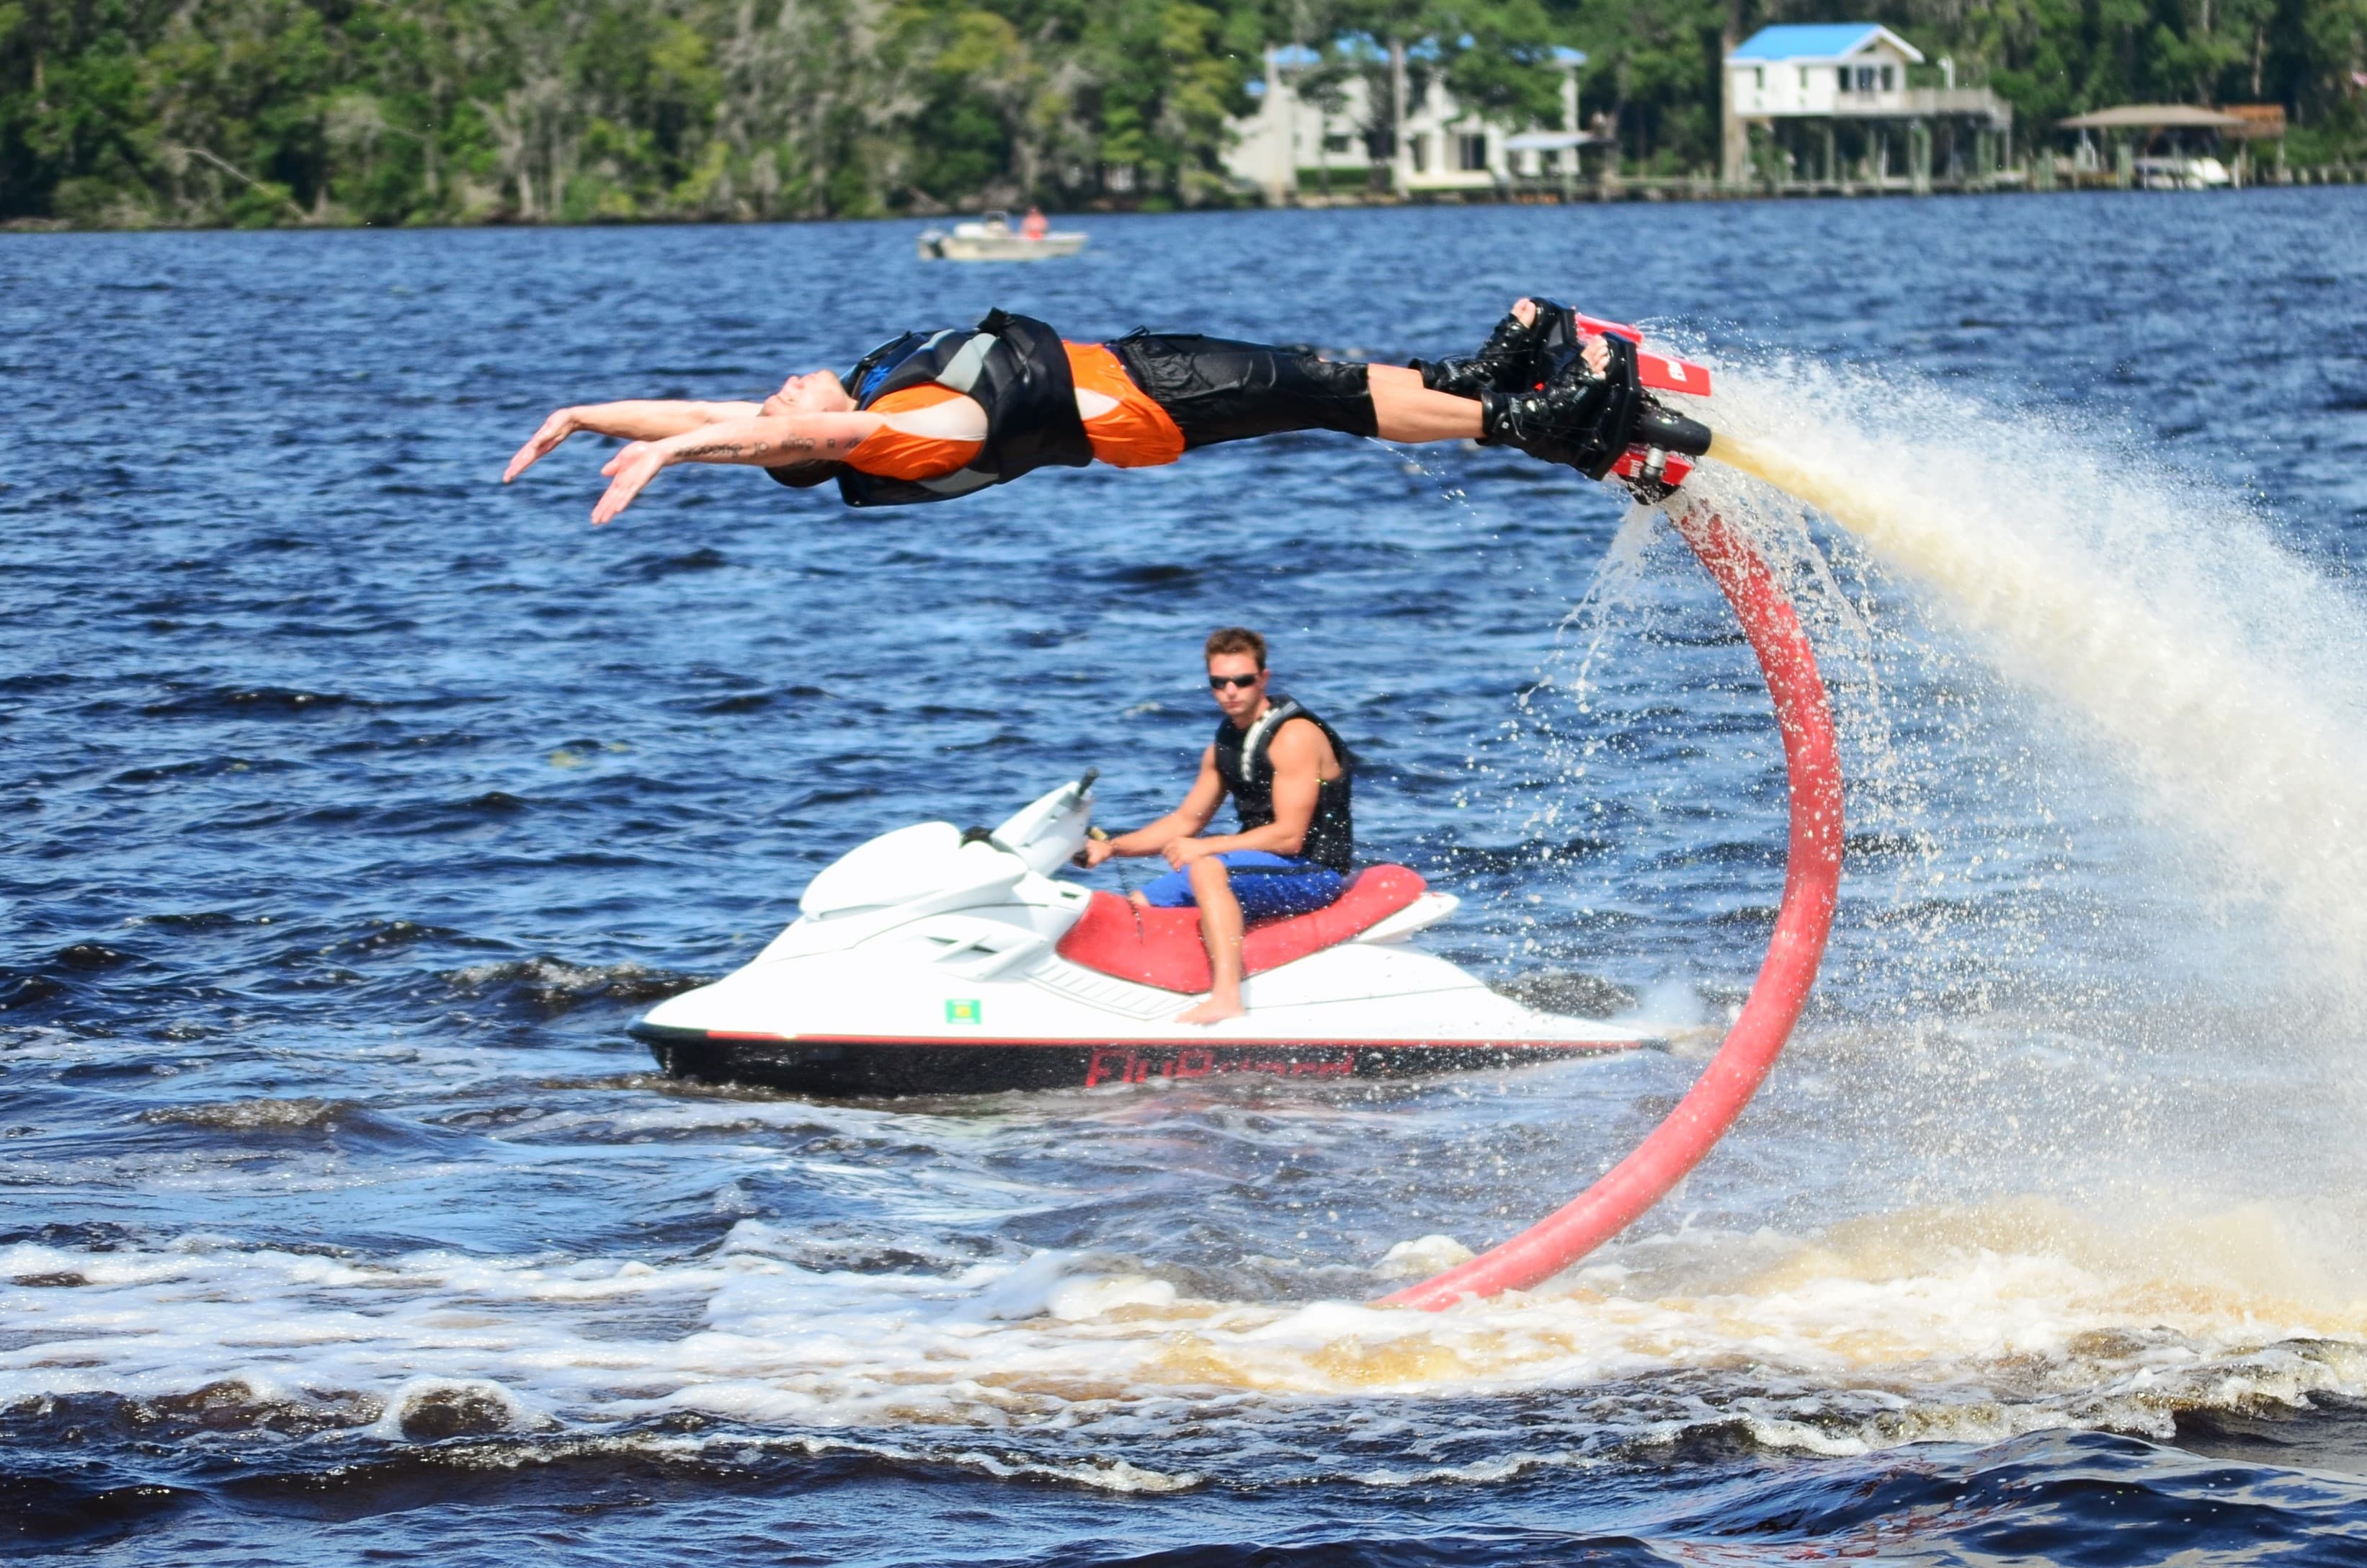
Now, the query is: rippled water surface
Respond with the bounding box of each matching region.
[7,192,2367,1563]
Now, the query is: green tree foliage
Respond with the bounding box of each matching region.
[0,0,1264,221]
[1564,0,1724,172]
[1,0,2359,223]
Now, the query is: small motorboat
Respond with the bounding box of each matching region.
[2135,154,2232,190]
[632,774,1655,1095]
[917,211,1087,262]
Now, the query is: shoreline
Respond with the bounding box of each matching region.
[6,167,2363,236]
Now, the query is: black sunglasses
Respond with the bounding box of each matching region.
[1208,672,1262,690]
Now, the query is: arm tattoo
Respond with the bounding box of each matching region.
[677,431,839,463]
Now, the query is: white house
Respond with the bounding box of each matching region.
[1726,22,1922,118]
[1723,22,2013,187]
[1226,45,1585,201]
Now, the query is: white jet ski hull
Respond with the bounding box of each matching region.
[632,778,1653,1095]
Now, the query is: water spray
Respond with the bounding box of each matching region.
[1383,316,1845,1309]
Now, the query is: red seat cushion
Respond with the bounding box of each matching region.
[1054,865,1428,994]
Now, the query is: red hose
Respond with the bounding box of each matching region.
[1378,502,1844,1309]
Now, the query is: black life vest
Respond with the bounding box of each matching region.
[834,308,1093,508]
[1211,696,1355,873]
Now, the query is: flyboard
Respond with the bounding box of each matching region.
[633,306,1843,1300]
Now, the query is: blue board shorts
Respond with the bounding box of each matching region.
[1138,851,1347,921]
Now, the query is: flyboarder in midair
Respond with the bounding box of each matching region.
[502,299,1665,522]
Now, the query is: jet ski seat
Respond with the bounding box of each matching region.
[1054,864,1428,994]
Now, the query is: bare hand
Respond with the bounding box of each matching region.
[590,441,669,525]
[1074,838,1115,870]
[504,408,579,483]
[1163,839,1212,870]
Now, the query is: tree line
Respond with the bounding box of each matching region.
[4,0,2361,226]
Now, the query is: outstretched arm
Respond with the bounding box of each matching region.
[1077,749,1226,868]
[589,412,883,524]
[504,399,765,483]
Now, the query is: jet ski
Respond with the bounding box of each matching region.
[631,773,1655,1095]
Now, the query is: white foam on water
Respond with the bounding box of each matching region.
[9,1198,2366,1462]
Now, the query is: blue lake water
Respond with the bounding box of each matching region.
[6,190,2367,1563]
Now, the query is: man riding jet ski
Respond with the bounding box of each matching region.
[630,765,1656,1096]
[502,298,1713,522]
[1076,625,1354,1025]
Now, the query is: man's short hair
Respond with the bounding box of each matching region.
[1204,627,1267,669]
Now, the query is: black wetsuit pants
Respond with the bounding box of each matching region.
[1107,333,1379,450]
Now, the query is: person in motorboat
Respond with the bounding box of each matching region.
[500,298,1631,522]
[1020,205,1049,240]
[1074,626,1353,1026]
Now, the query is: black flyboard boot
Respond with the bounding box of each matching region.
[1478,332,1646,481]
[1412,295,1569,397]
[1530,306,1715,468]
[1434,300,1716,494]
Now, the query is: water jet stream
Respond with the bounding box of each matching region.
[1708,415,2367,975]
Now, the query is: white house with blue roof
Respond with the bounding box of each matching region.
[1724,22,2013,190]
[1728,24,1921,118]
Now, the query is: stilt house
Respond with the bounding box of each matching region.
[1724,23,2015,191]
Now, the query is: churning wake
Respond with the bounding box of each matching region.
[11,1179,2367,1482]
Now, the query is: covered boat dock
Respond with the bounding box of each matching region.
[2054,103,2286,188]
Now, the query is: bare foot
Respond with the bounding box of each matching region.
[1174,996,1244,1025]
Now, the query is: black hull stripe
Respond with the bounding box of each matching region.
[633,1022,1647,1096]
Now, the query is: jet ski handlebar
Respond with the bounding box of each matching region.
[986,772,1100,876]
